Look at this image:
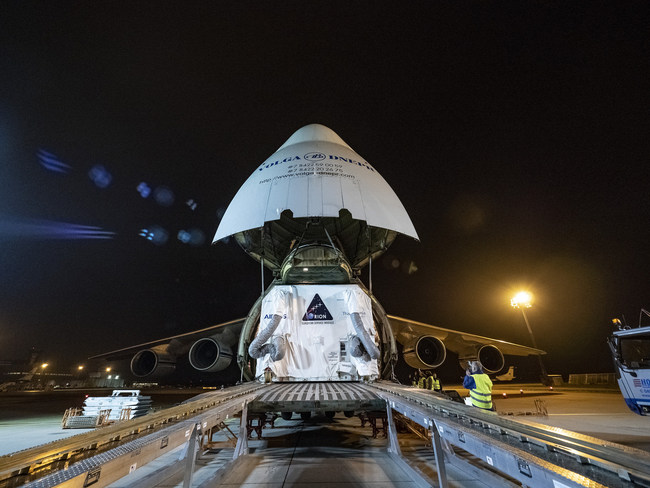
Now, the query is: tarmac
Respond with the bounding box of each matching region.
[1,384,648,487]
[487,383,650,451]
[0,389,199,456]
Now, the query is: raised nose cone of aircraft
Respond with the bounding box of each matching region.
[214,124,418,270]
[275,123,354,151]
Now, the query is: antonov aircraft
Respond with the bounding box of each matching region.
[93,124,544,383]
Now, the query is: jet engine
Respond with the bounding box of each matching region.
[403,336,447,369]
[130,345,176,377]
[477,344,505,374]
[189,337,233,372]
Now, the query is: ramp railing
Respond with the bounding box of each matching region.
[0,383,266,488]
[365,381,650,488]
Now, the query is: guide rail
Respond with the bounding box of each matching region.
[365,381,650,488]
[3,381,650,488]
[0,383,265,488]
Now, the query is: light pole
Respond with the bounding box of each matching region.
[40,363,49,388]
[511,292,549,384]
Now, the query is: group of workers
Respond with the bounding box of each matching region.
[412,360,494,411]
[412,370,442,391]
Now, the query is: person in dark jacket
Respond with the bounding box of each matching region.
[463,361,493,410]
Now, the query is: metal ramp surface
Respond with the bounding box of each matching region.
[249,381,384,413]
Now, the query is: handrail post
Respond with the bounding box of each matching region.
[386,403,401,455]
[431,421,449,488]
[182,423,200,488]
[233,402,249,459]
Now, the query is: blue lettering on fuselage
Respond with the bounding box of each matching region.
[257,154,375,172]
[263,313,287,319]
[304,152,326,161]
[328,155,375,171]
[258,156,302,171]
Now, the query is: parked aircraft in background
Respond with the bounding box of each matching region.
[495,366,516,382]
[92,124,544,383]
[0,348,43,391]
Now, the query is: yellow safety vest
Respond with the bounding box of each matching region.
[418,376,425,388]
[432,379,441,391]
[469,374,493,410]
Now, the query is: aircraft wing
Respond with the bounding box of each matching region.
[89,318,246,361]
[388,314,545,358]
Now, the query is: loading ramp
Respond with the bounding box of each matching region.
[2,381,650,488]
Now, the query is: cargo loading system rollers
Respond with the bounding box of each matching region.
[3,382,650,488]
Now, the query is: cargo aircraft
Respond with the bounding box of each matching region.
[92,124,544,383]
[0,348,43,391]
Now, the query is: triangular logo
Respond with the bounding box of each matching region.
[302,294,333,321]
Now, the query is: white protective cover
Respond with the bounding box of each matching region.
[255,284,379,381]
[214,124,418,242]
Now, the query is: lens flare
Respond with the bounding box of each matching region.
[0,218,115,239]
[38,149,71,174]
[153,186,175,207]
[137,182,151,198]
[88,165,112,188]
[139,226,168,245]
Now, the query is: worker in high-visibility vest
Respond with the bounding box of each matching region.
[431,373,442,392]
[425,371,439,391]
[417,371,426,389]
[463,361,493,410]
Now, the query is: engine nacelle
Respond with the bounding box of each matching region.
[130,345,176,377]
[477,344,505,374]
[403,336,447,369]
[189,337,233,372]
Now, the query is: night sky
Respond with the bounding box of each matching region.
[1,2,649,378]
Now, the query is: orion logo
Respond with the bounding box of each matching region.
[304,152,325,161]
[302,294,333,321]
